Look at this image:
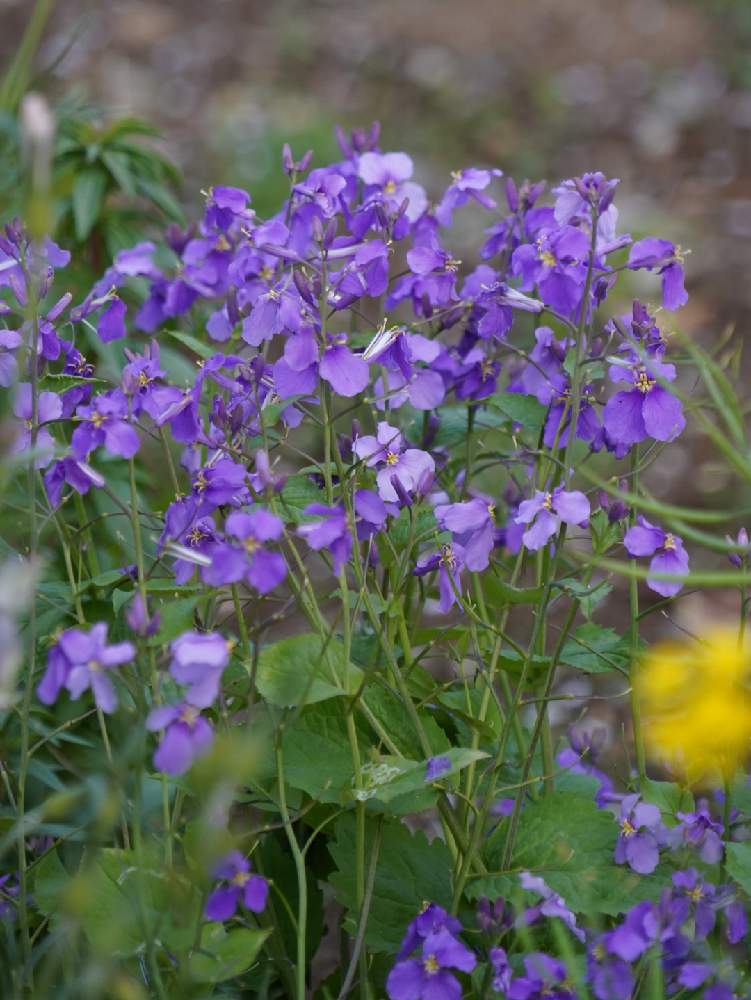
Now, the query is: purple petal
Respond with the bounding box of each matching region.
[205,886,239,922]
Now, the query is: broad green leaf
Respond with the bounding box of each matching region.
[362,685,451,758]
[256,633,363,707]
[32,850,68,917]
[329,816,452,953]
[189,925,270,983]
[476,791,666,915]
[282,703,355,802]
[279,474,327,523]
[72,166,108,241]
[641,779,694,826]
[489,391,547,433]
[483,575,545,607]
[432,405,508,449]
[148,596,199,645]
[725,843,751,895]
[38,373,107,394]
[365,747,488,807]
[560,623,632,674]
[556,577,613,618]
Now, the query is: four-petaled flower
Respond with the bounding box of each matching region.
[515,487,590,551]
[623,516,689,597]
[205,851,269,921]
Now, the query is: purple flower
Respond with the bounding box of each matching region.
[435,167,502,227]
[508,953,575,1000]
[672,869,717,939]
[669,801,724,863]
[603,359,684,447]
[37,623,135,713]
[319,333,370,398]
[425,756,451,782]
[519,872,584,942]
[627,237,688,311]
[515,487,590,551]
[516,326,570,405]
[97,296,127,342]
[43,456,105,509]
[587,937,634,1000]
[490,948,512,994]
[0,329,22,387]
[125,594,160,638]
[556,726,615,807]
[297,503,351,575]
[205,851,269,921]
[397,903,463,959]
[71,389,140,460]
[203,509,286,595]
[169,631,231,708]
[353,422,434,503]
[623,517,689,598]
[147,701,213,775]
[414,542,467,614]
[358,151,428,223]
[511,224,591,317]
[386,928,476,1000]
[614,794,666,874]
[434,497,497,572]
[12,384,62,468]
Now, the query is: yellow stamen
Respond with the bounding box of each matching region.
[634,369,655,394]
[385,451,399,466]
[663,533,676,551]
[621,818,637,837]
[384,180,397,195]
[423,955,440,975]
[542,492,553,511]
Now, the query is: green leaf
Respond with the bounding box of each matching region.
[100,149,136,195]
[256,633,363,707]
[38,373,107,394]
[483,575,545,607]
[164,328,217,361]
[148,596,199,645]
[556,577,613,619]
[641,779,694,826]
[281,702,357,803]
[72,166,108,241]
[432,405,508,449]
[725,842,751,895]
[560,623,631,674]
[489,392,547,433]
[329,816,452,952]
[476,791,667,915]
[189,924,270,983]
[363,686,451,758]
[279,474,327,524]
[364,747,488,807]
[32,850,69,917]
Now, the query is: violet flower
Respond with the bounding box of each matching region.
[614,794,666,875]
[353,421,434,503]
[147,701,213,776]
[71,389,140,460]
[414,542,467,614]
[434,497,497,572]
[297,503,351,574]
[357,151,428,223]
[519,872,585,942]
[37,623,135,713]
[205,851,269,921]
[169,631,231,708]
[602,358,684,447]
[627,237,688,311]
[515,487,590,551]
[669,801,724,863]
[203,509,286,595]
[386,928,476,1000]
[435,167,501,227]
[508,953,576,1000]
[397,903,463,959]
[623,517,689,597]
[425,756,451,782]
[12,384,61,468]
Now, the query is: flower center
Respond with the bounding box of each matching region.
[187,527,206,546]
[231,870,249,887]
[87,659,101,674]
[384,179,397,195]
[621,818,637,837]
[540,250,557,268]
[385,450,399,466]
[89,411,105,428]
[243,536,261,555]
[663,533,676,551]
[445,257,462,272]
[260,265,275,282]
[487,503,496,523]
[440,544,456,569]
[194,471,208,492]
[179,705,200,726]
[214,235,231,252]
[138,371,152,388]
[634,369,655,394]
[542,492,553,511]
[688,886,704,903]
[481,358,496,378]
[450,169,462,183]
[423,955,440,975]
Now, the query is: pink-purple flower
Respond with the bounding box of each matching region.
[623,517,689,597]
[205,851,269,921]
[515,487,590,551]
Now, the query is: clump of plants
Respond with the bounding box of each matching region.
[3,121,751,999]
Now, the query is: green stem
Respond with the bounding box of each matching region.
[276,737,307,1000]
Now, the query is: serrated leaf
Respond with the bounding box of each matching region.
[329,816,452,953]
[560,623,631,674]
[475,791,668,915]
[256,633,363,707]
[189,925,270,983]
[282,702,354,802]
[72,166,108,241]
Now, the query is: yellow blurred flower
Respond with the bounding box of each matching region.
[638,628,751,783]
